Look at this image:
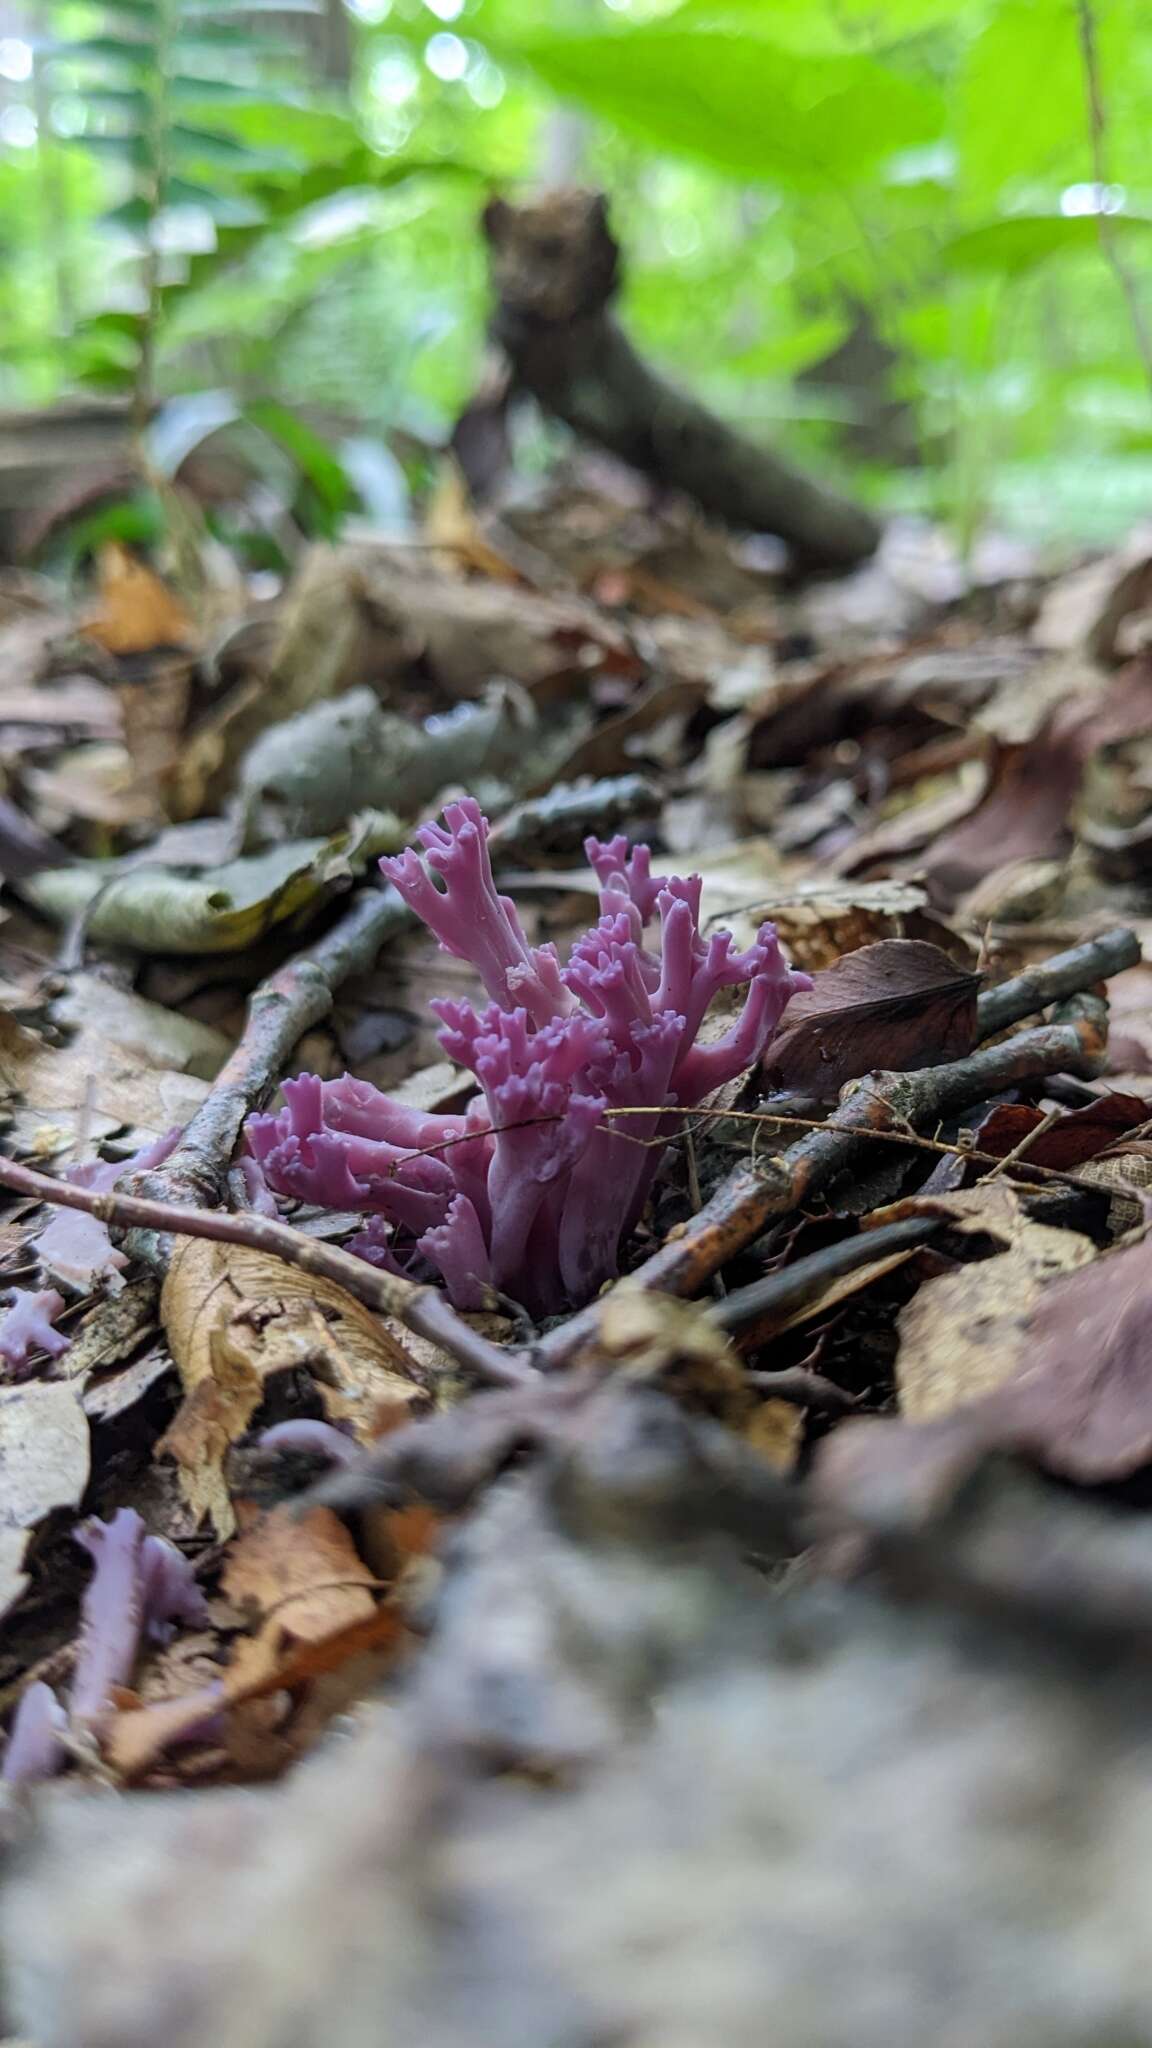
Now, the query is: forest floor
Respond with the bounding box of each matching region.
[3,461,1152,2044]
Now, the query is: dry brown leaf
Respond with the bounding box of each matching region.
[822,1208,1152,1518]
[878,1184,1095,1422]
[425,460,525,586]
[51,974,230,1085]
[971,1092,1150,1171]
[104,1502,430,1780]
[747,1242,924,1339]
[984,1224,1152,1479]
[597,1291,799,1466]
[225,1501,379,1644]
[114,1510,384,1776]
[765,939,980,1098]
[82,542,196,656]
[0,1008,209,1145]
[743,1398,802,1475]
[922,730,1082,905]
[115,656,196,804]
[1102,959,1152,1080]
[157,1239,425,1537]
[540,675,705,789]
[1032,524,1152,663]
[0,677,121,738]
[832,762,986,876]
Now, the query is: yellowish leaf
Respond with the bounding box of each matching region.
[83,541,196,656]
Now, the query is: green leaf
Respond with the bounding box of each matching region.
[167,73,260,101]
[158,150,470,312]
[78,86,151,115]
[670,0,960,54]
[172,94,359,160]
[170,23,299,53]
[494,25,945,184]
[943,212,1152,275]
[169,121,297,171]
[162,176,266,222]
[179,0,322,11]
[244,399,352,523]
[105,174,266,225]
[958,0,1084,198]
[77,308,147,341]
[72,131,151,166]
[101,194,153,230]
[49,35,152,65]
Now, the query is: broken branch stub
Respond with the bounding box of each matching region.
[463,189,880,574]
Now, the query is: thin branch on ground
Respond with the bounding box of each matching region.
[974,926,1140,1038]
[0,1156,533,1390]
[533,990,1114,1368]
[708,1214,943,1335]
[606,1103,1129,1199]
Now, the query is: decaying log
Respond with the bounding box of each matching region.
[457,189,881,574]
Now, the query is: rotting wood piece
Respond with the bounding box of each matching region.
[455,188,881,575]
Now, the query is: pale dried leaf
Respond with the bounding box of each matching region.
[880,1185,1096,1421]
[0,1382,89,1616]
[0,1009,209,1140]
[743,1398,801,1474]
[158,1239,424,1537]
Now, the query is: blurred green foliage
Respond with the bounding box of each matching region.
[1,0,1151,540]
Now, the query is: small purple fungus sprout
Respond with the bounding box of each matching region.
[0,1288,69,1376]
[246,800,811,1316]
[2,1508,210,1784]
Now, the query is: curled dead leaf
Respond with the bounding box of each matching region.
[157,1239,425,1538]
[21,813,400,955]
[971,1092,1150,1172]
[817,1201,1152,1528]
[874,1184,1096,1422]
[922,731,1082,906]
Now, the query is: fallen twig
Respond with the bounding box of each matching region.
[708,1213,943,1335]
[534,988,1116,1368]
[974,928,1140,1039]
[0,1157,532,1390]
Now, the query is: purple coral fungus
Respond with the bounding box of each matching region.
[0,1287,69,1374]
[247,800,810,1316]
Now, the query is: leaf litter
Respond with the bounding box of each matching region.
[6,468,1152,2042]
